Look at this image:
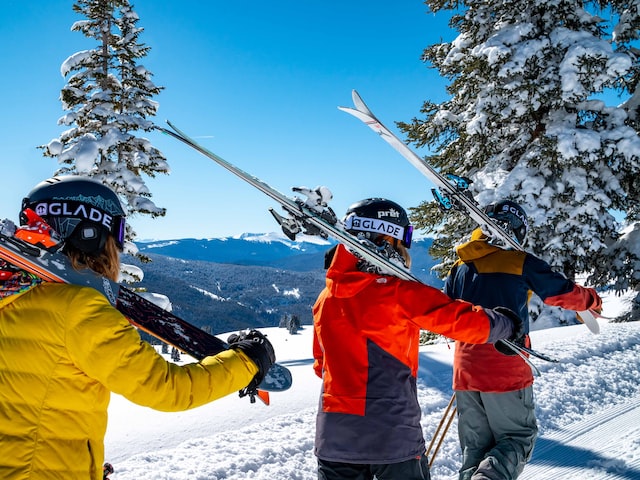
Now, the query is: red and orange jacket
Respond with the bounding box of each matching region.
[312,244,514,464]
[445,230,602,393]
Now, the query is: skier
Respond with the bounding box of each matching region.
[0,176,275,480]
[444,200,602,480]
[312,198,525,480]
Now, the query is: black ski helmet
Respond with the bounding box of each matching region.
[21,176,126,254]
[484,200,528,245]
[343,198,413,248]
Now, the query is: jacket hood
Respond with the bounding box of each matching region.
[455,228,503,263]
[325,245,380,298]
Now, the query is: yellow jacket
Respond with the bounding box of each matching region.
[0,282,257,480]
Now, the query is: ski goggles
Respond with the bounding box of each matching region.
[344,215,413,248]
[23,200,127,251]
[112,215,126,250]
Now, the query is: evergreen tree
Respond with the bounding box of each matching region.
[40,0,168,252]
[401,0,640,301]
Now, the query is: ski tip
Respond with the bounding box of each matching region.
[256,390,270,406]
[337,105,359,117]
[350,89,372,115]
[576,310,600,334]
[338,90,372,117]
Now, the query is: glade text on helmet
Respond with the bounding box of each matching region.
[498,203,528,229]
[34,201,117,231]
[351,217,403,237]
[352,206,405,235]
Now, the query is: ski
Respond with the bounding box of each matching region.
[158,121,422,284]
[158,121,544,363]
[0,219,292,403]
[498,341,541,376]
[339,89,600,335]
[501,339,559,363]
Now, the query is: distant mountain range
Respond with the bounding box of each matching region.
[127,233,441,334]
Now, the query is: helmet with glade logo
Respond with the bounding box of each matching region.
[484,199,528,245]
[343,197,413,248]
[20,176,126,254]
[342,197,413,271]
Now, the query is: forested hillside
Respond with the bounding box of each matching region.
[128,236,441,333]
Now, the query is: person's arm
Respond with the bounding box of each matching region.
[399,280,520,344]
[65,286,257,411]
[312,292,327,379]
[442,262,460,298]
[524,255,602,312]
[312,330,324,379]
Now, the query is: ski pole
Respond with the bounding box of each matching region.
[426,393,457,466]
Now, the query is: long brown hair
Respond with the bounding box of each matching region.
[65,235,121,281]
[379,234,412,269]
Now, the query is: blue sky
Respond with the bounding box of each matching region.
[0,1,454,240]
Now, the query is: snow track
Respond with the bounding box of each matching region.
[521,396,640,479]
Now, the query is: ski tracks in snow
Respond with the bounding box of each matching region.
[520,396,640,479]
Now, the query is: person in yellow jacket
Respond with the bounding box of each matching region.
[0,176,276,480]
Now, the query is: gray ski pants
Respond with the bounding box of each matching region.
[456,388,537,480]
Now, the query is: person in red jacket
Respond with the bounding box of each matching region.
[312,198,524,480]
[444,200,602,480]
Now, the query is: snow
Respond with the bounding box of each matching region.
[233,231,333,247]
[104,290,640,480]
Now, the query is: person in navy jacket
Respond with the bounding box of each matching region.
[444,200,602,480]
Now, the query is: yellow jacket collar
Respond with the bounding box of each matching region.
[455,228,503,262]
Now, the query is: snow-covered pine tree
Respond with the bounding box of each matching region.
[400,0,640,317]
[40,0,167,256]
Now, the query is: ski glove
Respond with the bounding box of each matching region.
[484,306,525,344]
[490,306,527,356]
[228,329,276,399]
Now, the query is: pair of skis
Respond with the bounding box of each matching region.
[157,118,552,371]
[339,89,601,336]
[338,90,606,370]
[157,123,423,284]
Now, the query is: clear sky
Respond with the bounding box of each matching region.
[0,1,454,240]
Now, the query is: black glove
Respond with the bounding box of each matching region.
[227,329,276,400]
[495,334,528,356]
[103,463,114,480]
[492,306,526,356]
